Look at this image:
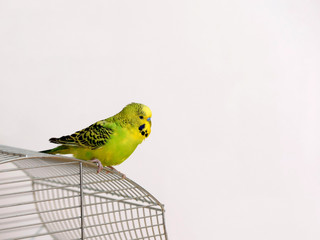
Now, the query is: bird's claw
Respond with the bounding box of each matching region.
[91,159,104,174]
[90,160,126,179]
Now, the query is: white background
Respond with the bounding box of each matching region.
[1,1,320,239]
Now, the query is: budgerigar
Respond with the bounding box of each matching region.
[41,103,152,175]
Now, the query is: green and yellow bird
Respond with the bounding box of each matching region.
[41,103,152,174]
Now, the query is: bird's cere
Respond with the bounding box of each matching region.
[40,103,152,174]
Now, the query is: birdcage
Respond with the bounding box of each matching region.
[0,145,167,240]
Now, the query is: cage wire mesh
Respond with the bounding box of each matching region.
[0,145,167,240]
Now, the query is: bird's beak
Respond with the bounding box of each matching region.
[147,117,151,126]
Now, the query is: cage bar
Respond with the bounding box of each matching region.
[0,145,167,240]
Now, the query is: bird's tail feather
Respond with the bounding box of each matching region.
[40,145,71,154]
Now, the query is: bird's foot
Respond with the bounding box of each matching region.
[107,166,126,179]
[91,159,104,174]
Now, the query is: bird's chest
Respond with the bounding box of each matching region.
[95,128,143,165]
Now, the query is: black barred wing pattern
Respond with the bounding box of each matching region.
[49,121,114,149]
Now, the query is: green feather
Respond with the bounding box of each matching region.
[40,103,152,167]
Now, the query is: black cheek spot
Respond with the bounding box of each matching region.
[139,124,145,131]
[145,133,148,137]
[141,131,145,136]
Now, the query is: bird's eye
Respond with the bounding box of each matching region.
[139,116,143,119]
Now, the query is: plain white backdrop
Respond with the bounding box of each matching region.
[1,0,320,239]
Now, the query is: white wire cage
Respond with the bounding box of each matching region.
[0,145,167,240]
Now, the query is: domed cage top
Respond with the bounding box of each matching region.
[0,145,167,240]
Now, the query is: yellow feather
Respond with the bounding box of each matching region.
[41,103,152,169]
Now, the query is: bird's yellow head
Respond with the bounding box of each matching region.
[119,103,152,139]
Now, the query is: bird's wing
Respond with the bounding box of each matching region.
[49,120,115,149]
